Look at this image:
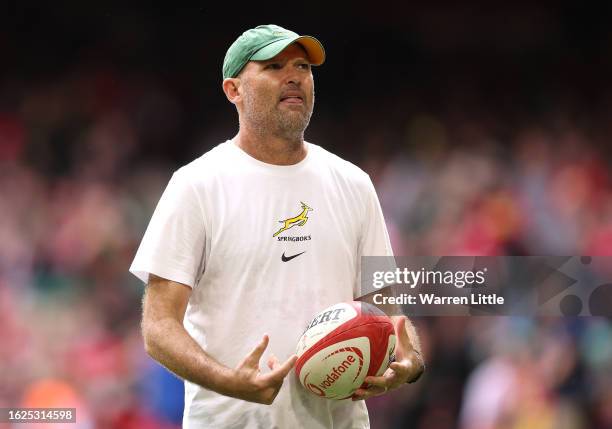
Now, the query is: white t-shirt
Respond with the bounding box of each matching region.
[130,140,393,429]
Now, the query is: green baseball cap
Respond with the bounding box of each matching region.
[222,24,325,79]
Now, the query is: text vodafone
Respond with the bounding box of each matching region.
[319,355,357,390]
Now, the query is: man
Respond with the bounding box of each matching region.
[131,24,424,428]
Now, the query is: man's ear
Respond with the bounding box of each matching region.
[222,78,241,104]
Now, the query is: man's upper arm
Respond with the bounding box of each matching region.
[143,274,193,326]
[130,170,207,288]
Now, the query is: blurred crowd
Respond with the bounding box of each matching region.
[2,7,612,428]
[0,67,187,428]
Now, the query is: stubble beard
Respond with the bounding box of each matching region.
[242,88,315,145]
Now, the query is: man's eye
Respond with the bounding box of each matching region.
[298,63,311,70]
[265,63,282,70]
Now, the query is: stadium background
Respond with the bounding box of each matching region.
[1,3,611,428]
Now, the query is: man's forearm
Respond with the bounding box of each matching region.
[143,316,237,396]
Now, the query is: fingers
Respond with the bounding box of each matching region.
[231,335,299,405]
[365,365,407,390]
[395,316,413,351]
[364,375,389,388]
[390,361,412,373]
[238,335,296,378]
[240,334,269,368]
[263,354,298,383]
[352,385,387,401]
[267,353,279,370]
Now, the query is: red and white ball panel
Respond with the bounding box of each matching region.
[295,301,396,400]
[299,337,370,399]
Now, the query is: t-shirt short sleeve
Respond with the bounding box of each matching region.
[129,170,206,288]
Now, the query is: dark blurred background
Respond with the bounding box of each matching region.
[1,2,612,428]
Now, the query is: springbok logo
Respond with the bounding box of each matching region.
[273,202,313,237]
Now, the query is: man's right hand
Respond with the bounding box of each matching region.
[142,275,297,405]
[229,334,298,405]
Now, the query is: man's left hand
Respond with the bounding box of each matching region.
[352,316,423,401]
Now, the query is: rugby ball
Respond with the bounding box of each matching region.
[295,301,396,400]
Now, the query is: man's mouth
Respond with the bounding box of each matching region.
[280,92,304,105]
[280,97,304,105]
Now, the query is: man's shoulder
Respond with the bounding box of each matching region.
[174,141,234,179]
[308,142,371,185]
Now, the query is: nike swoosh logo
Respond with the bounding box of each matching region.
[281,251,306,262]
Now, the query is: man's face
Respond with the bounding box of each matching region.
[237,43,315,139]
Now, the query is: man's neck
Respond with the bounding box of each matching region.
[233,128,307,166]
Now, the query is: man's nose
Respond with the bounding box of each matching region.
[285,69,301,86]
